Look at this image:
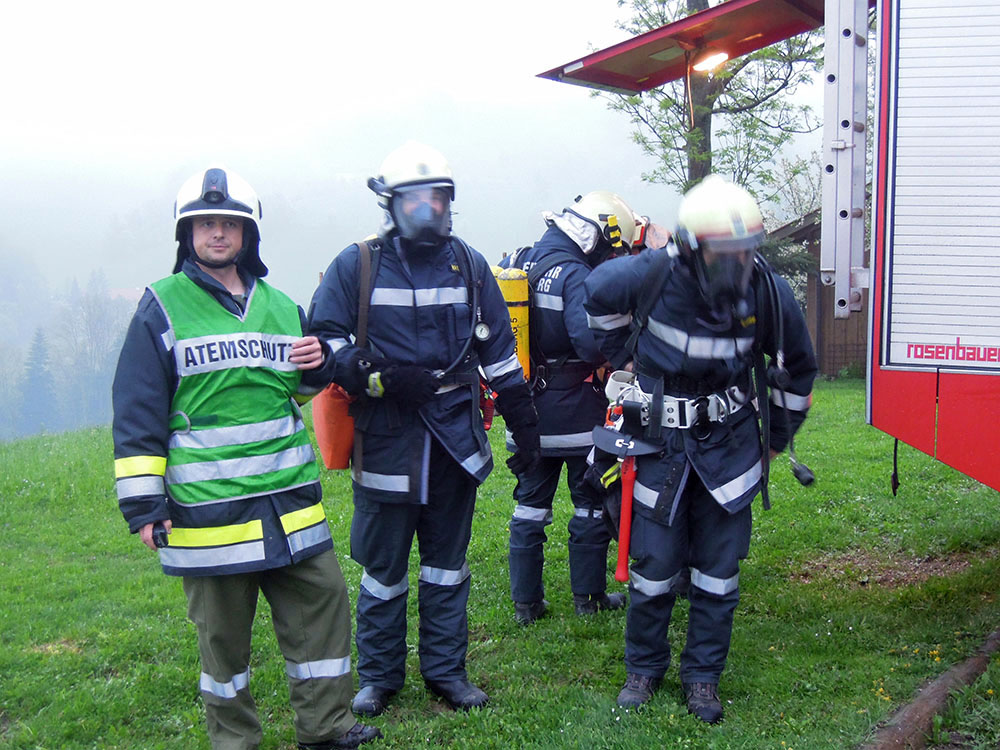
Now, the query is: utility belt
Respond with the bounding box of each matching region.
[434,368,479,394]
[531,359,596,391]
[605,370,751,439]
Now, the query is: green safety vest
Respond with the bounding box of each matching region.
[149,273,328,575]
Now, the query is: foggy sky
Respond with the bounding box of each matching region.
[0,0,697,312]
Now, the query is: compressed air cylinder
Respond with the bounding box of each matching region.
[492,265,530,380]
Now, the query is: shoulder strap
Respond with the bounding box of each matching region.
[624,250,672,355]
[355,240,383,350]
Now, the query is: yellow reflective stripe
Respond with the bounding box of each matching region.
[169,520,264,548]
[115,455,167,478]
[293,392,312,405]
[280,502,327,534]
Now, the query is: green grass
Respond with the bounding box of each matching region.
[928,655,1000,749]
[2,379,1000,749]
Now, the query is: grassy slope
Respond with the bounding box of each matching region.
[2,379,999,749]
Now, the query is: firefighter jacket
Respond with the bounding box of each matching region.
[112,260,332,577]
[307,233,525,504]
[583,248,818,518]
[501,225,607,457]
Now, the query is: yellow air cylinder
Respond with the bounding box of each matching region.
[492,265,530,380]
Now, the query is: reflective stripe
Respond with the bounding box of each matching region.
[707,461,762,505]
[361,571,409,601]
[539,431,593,449]
[115,455,167,478]
[770,388,811,411]
[285,655,351,680]
[169,520,264,548]
[633,480,659,510]
[482,353,521,379]
[169,415,303,450]
[166,444,316,485]
[174,332,300,376]
[587,311,632,331]
[574,507,603,519]
[534,293,564,311]
[161,328,176,351]
[646,318,754,359]
[116,475,165,500]
[200,668,249,699]
[280,502,327,534]
[513,505,553,524]
[352,467,409,493]
[287,523,332,556]
[327,338,350,353]
[630,569,684,597]
[690,567,739,595]
[160,540,266,570]
[419,562,470,586]
[460,448,491,476]
[371,287,468,307]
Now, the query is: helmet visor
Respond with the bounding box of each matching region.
[393,185,452,244]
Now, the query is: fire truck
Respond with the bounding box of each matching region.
[540,0,1000,492]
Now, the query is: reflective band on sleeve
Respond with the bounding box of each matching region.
[161,540,266,570]
[539,431,593,449]
[166,444,316,485]
[513,505,553,524]
[169,415,303,450]
[280,502,327,534]
[200,668,249,699]
[352,467,409,493]
[460,448,491,476]
[769,388,812,411]
[630,569,684,597]
[419,562,470,586]
[646,318,753,359]
[534,293,564,311]
[633,481,659,510]
[361,570,409,601]
[287,523,332,556]
[168,520,264,548]
[690,567,739,596]
[706,461,762,505]
[482,353,520,379]
[285,655,351,680]
[327,338,350,354]
[116,475,165,500]
[115,455,167,478]
[573,507,603,518]
[587,312,632,331]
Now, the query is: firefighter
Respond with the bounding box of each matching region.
[111,167,380,749]
[306,142,541,717]
[583,176,817,723]
[500,191,636,625]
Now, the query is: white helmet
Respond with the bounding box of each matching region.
[566,190,637,259]
[368,142,455,248]
[173,166,266,276]
[675,175,765,314]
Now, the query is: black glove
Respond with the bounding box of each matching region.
[377,365,440,408]
[495,383,541,475]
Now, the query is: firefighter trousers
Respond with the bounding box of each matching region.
[508,454,611,603]
[623,474,752,685]
[183,548,354,750]
[350,440,477,691]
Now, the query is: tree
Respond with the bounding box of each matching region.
[16,328,60,436]
[605,0,823,198]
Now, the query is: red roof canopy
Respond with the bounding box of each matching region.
[538,0,824,94]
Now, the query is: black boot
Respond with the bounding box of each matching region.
[683,681,724,724]
[513,599,548,625]
[425,678,489,710]
[298,722,383,749]
[351,685,396,718]
[574,592,626,615]
[616,673,662,708]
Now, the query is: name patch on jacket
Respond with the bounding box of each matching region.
[174,332,300,375]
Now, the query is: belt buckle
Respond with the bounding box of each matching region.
[691,397,712,441]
